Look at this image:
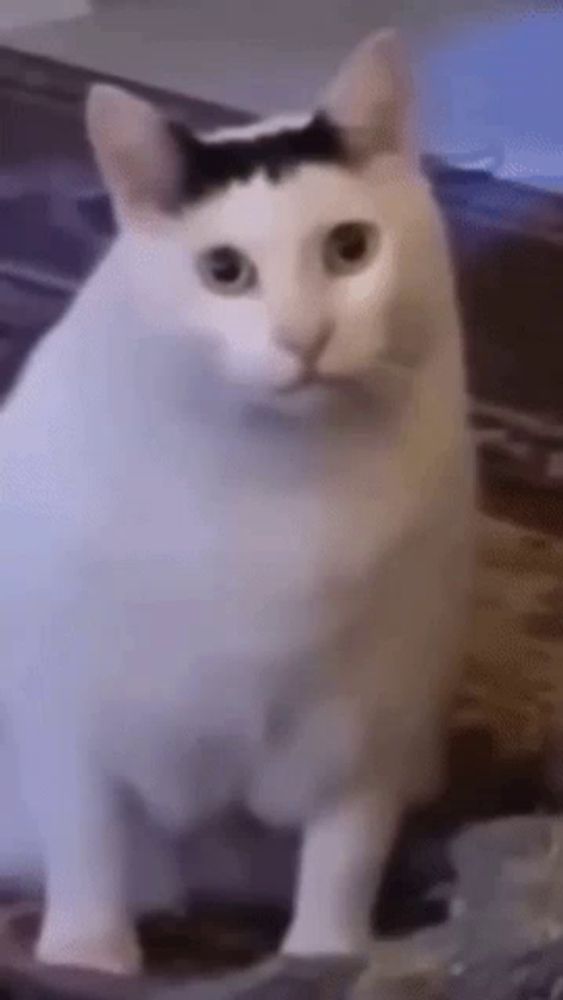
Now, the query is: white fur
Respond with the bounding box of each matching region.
[0,31,474,974]
[203,113,309,143]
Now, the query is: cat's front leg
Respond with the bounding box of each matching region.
[282,785,399,957]
[18,729,141,975]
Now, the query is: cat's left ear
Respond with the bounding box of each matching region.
[87,84,182,224]
[319,30,417,165]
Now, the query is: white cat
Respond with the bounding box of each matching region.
[0,31,474,975]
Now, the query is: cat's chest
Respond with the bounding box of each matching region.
[95,429,383,615]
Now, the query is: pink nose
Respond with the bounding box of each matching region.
[275,324,332,368]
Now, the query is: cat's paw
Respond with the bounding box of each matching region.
[281,925,372,958]
[37,926,142,976]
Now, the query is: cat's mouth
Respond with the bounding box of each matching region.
[270,370,375,419]
[279,371,360,396]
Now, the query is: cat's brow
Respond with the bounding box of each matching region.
[169,114,349,203]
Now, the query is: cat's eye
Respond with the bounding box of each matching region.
[324,222,378,276]
[197,245,257,296]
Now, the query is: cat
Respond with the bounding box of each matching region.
[0,30,474,975]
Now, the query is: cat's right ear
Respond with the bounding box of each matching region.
[87,84,182,224]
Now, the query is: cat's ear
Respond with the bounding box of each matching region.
[319,30,417,164]
[87,84,182,223]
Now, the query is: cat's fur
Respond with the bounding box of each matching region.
[0,31,474,974]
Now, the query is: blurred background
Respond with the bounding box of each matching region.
[1,0,562,191]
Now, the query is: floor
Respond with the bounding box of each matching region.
[2,0,563,192]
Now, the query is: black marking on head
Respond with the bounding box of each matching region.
[169,113,349,203]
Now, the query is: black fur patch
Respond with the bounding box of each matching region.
[169,114,348,203]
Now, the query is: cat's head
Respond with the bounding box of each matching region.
[87,31,447,405]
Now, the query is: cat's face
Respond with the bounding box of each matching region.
[88,31,436,405]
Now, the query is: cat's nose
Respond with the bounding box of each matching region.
[275,323,332,368]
